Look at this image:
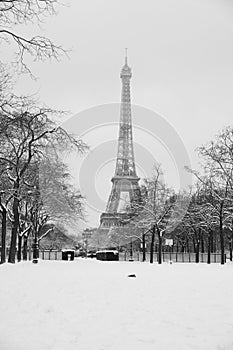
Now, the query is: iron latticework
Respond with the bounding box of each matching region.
[100,53,140,228]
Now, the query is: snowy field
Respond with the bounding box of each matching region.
[0,259,233,350]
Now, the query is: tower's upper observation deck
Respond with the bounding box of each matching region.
[120,49,132,78]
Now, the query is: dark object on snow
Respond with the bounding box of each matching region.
[128,274,136,278]
[87,251,96,258]
[96,250,119,261]
[62,250,75,261]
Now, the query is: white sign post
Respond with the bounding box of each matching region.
[165,239,173,247]
[165,239,173,263]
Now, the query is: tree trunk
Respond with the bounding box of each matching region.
[196,240,200,263]
[219,208,225,265]
[150,226,155,264]
[229,239,232,262]
[157,227,162,265]
[129,239,133,261]
[23,235,28,261]
[192,236,196,253]
[1,208,7,264]
[17,235,22,262]
[142,232,146,262]
[8,194,20,264]
[213,231,217,253]
[207,230,211,264]
[195,230,200,263]
[210,230,214,253]
[230,223,233,262]
[186,236,190,253]
[201,236,205,253]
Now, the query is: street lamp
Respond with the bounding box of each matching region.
[32,230,39,264]
[141,228,146,262]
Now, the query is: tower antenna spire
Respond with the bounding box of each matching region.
[125,48,128,65]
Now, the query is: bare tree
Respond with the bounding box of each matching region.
[0,0,66,75]
[128,166,178,264]
[198,127,233,190]
[186,127,233,264]
[0,97,87,263]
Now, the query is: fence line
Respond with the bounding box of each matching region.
[119,252,226,263]
[0,248,226,263]
[39,250,62,260]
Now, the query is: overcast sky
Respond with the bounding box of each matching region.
[12,0,233,228]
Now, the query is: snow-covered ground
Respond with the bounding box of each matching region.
[0,259,233,350]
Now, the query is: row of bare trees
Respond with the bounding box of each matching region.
[0,0,88,263]
[0,97,87,263]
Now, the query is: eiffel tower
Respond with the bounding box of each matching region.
[100,51,140,228]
